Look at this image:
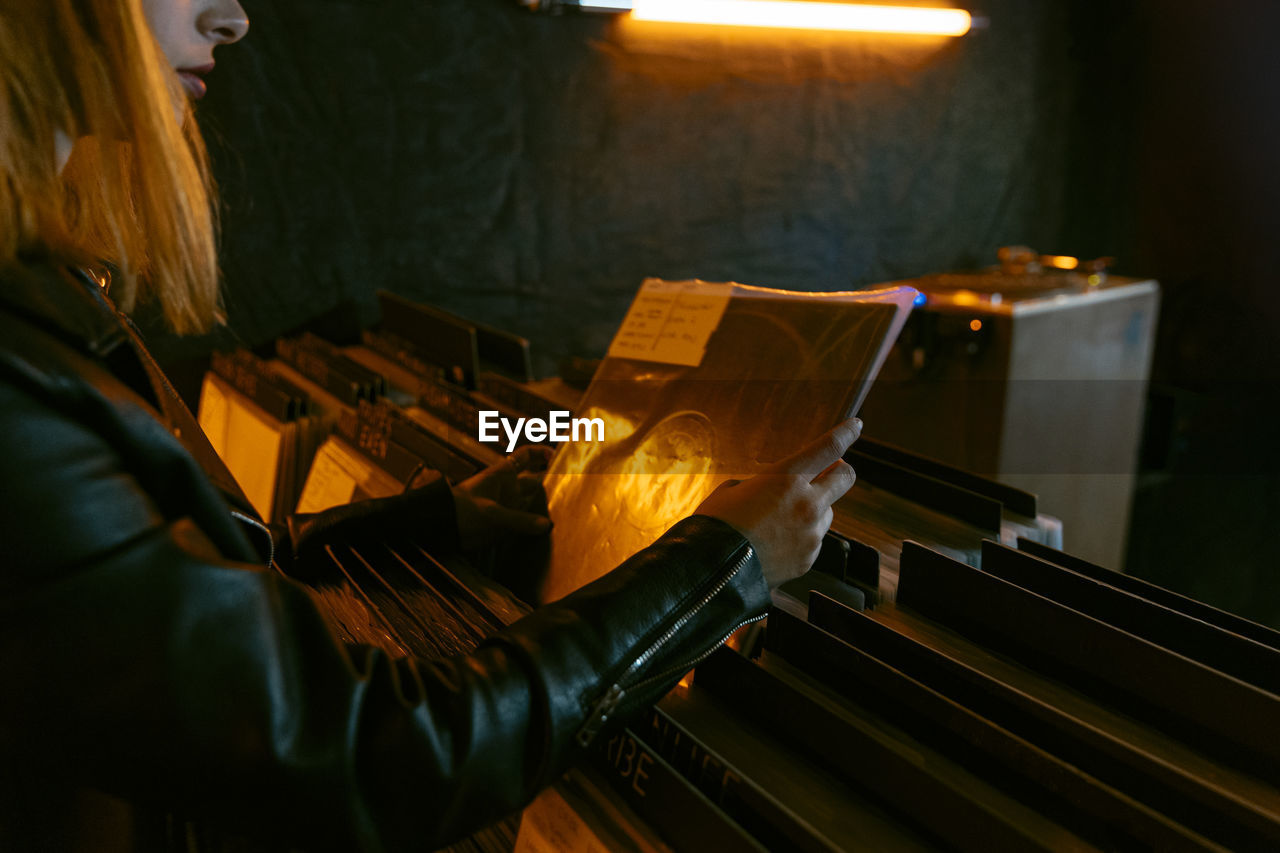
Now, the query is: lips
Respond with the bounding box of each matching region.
[177,63,215,100]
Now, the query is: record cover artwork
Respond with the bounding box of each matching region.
[540,279,916,602]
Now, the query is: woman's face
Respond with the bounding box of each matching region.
[141,0,249,101]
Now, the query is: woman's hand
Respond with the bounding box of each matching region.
[452,445,555,550]
[694,418,862,589]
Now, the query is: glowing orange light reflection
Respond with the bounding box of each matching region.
[630,0,972,35]
[969,318,982,332]
[544,407,725,601]
[1043,255,1079,270]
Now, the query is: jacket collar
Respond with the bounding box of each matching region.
[0,259,131,357]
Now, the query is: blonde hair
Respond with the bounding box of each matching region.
[0,0,221,334]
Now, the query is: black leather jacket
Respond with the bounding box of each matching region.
[0,262,769,852]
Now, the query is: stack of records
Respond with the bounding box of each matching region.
[196,349,332,525]
[297,292,573,514]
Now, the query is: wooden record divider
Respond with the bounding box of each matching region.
[297,331,387,399]
[376,290,481,390]
[339,337,509,472]
[854,542,1280,848]
[333,410,428,489]
[776,535,867,614]
[472,321,534,384]
[768,601,1224,851]
[845,449,1004,533]
[381,404,485,481]
[276,335,377,407]
[843,535,881,591]
[356,327,486,440]
[804,593,1280,851]
[855,437,1038,519]
[477,373,571,425]
[592,724,769,853]
[830,485,989,599]
[981,540,1280,696]
[819,530,882,605]
[893,542,1280,776]
[690,647,1096,851]
[651,686,936,852]
[828,442,1059,601]
[210,349,309,423]
[634,705,847,853]
[1015,537,1280,652]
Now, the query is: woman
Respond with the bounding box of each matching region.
[0,1,861,851]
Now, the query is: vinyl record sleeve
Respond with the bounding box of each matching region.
[540,279,917,602]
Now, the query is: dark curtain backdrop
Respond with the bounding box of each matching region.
[144,0,1279,625]
[181,0,1079,370]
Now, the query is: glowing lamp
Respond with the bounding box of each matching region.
[526,1,977,36]
[630,1,972,35]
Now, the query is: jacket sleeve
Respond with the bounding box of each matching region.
[0,379,769,853]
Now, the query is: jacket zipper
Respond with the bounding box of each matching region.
[229,509,275,569]
[575,544,756,747]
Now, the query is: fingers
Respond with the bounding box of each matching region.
[464,444,554,491]
[771,418,863,480]
[514,474,548,505]
[810,458,856,506]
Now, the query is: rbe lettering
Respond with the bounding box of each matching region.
[477,410,604,452]
[605,733,653,798]
[646,711,740,804]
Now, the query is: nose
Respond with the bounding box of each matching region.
[199,0,250,46]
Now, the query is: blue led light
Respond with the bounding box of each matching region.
[913,292,928,307]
